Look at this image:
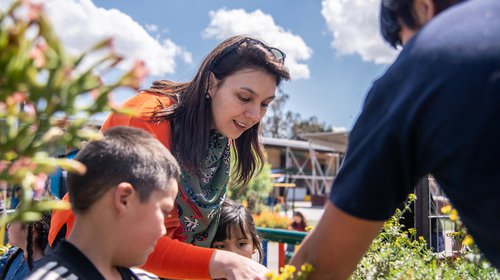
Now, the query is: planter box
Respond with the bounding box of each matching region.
[311,194,327,206]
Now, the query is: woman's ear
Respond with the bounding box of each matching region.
[113,182,134,214]
[207,72,218,99]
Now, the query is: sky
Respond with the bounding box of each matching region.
[4,0,401,131]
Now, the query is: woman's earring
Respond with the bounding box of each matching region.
[205,93,211,101]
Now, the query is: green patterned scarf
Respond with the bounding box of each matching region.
[174,130,230,247]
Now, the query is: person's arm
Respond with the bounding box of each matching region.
[141,236,268,280]
[290,201,384,280]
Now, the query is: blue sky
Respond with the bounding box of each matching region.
[4,0,401,130]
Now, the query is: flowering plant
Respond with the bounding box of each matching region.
[0,0,145,225]
[266,263,314,280]
[351,194,499,279]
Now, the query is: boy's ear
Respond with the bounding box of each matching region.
[113,182,134,214]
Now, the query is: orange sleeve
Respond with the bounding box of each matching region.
[49,91,215,279]
[141,236,214,279]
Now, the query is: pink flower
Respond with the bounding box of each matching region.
[27,2,44,22]
[7,92,27,106]
[33,173,48,197]
[29,41,48,68]
[133,60,148,86]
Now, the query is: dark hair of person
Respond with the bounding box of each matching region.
[0,212,51,280]
[146,35,290,187]
[291,211,307,231]
[380,0,463,48]
[26,212,51,270]
[212,199,263,262]
[67,126,180,214]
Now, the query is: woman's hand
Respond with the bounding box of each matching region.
[209,249,269,280]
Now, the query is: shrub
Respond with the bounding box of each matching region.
[0,0,143,225]
[351,194,500,279]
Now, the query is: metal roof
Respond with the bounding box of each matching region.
[261,137,340,153]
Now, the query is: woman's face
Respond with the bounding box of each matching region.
[7,221,27,249]
[209,68,276,139]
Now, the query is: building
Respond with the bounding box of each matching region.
[262,131,348,205]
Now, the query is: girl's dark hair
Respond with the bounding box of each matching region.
[292,211,307,230]
[26,212,51,270]
[146,35,290,186]
[212,199,263,262]
[0,212,51,280]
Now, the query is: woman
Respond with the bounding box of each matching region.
[49,35,290,279]
[1,213,50,280]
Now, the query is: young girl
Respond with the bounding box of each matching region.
[211,199,263,262]
[1,212,50,280]
[289,211,308,232]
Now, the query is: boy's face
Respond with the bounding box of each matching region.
[117,178,178,267]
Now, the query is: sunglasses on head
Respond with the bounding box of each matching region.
[211,37,286,69]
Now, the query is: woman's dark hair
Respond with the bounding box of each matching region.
[146,35,290,186]
[212,199,263,262]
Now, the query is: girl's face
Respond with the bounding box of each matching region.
[7,221,27,249]
[293,215,302,223]
[209,68,276,139]
[212,227,256,259]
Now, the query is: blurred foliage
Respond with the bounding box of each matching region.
[0,0,145,225]
[227,149,274,213]
[253,208,290,229]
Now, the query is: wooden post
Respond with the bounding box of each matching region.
[415,176,430,248]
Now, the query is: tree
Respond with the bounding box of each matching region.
[291,116,332,140]
[0,1,143,225]
[262,89,332,140]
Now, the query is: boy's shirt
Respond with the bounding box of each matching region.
[26,240,159,280]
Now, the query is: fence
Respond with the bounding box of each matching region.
[257,227,307,269]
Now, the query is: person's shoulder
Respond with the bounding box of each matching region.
[123,91,174,111]
[26,257,77,280]
[411,0,499,53]
[129,267,160,280]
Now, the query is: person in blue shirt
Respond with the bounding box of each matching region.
[291,0,500,278]
[0,213,50,280]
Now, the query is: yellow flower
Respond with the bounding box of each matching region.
[305,225,314,232]
[450,209,458,221]
[441,205,452,214]
[462,235,474,246]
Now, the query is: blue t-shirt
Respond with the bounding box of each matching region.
[330,0,500,268]
[3,250,42,280]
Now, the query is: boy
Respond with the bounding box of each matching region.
[28,126,180,280]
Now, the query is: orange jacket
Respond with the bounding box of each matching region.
[48,91,214,279]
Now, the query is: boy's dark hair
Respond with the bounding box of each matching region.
[67,126,180,214]
[380,0,464,48]
[212,198,263,262]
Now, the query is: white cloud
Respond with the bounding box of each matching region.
[321,0,399,64]
[145,23,158,33]
[39,0,191,76]
[203,8,312,80]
